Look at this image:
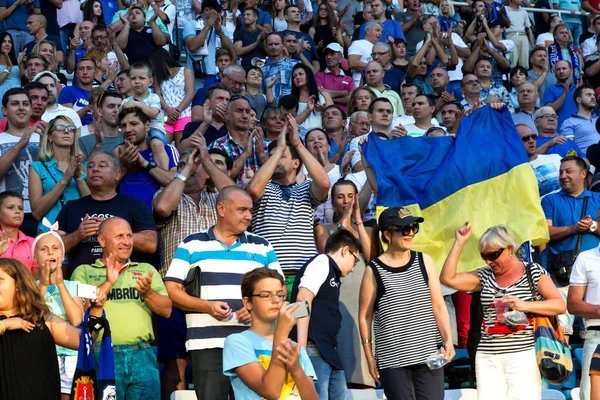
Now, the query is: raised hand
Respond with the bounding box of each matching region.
[0,229,10,256]
[275,339,303,375]
[340,149,355,173]
[455,222,471,243]
[104,252,121,284]
[286,114,301,147]
[134,269,154,297]
[267,73,280,89]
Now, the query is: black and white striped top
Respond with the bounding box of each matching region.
[251,181,322,271]
[369,251,441,370]
[477,262,547,354]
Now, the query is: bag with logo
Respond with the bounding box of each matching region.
[71,309,116,400]
[525,264,573,384]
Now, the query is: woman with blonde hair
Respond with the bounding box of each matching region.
[29,116,90,234]
[32,40,66,83]
[347,87,377,116]
[438,0,459,32]
[0,258,105,399]
[440,223,565,400]
[85,47,117,90]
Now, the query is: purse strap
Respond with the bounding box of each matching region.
[525,262,540,301]
[575,196,590,257]
[40,161,66,208]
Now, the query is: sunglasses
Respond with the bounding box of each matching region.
[390,223,420,236]
[480,248,504,262]
[521,134,537,142]
[52,124,77,133]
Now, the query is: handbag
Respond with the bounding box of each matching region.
[183,266,202,298]
[550,196,589,286]
[525,263,573,385]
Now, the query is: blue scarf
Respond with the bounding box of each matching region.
[548,41,581,84]
[71,309,116,400]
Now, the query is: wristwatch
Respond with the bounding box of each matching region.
[145,161,157,171]
[174,172,187,182]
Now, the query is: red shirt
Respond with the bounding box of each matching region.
[315,68,356,113]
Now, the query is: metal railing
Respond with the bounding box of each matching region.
[453,1,590,16]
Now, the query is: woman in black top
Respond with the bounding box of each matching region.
[309,2,344,68]
[0,258,105,400]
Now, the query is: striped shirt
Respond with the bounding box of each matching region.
[164,227,282,351]
[477,262,547,354]
[369,252,440,369]
[154,187,218,277]
[251,181,322,272]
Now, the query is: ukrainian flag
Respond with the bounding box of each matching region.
[363,106,549,272]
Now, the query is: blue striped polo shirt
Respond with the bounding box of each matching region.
[164,227,282,351]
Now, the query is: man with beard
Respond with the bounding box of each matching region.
[441,101,463,136]
[561,86,600,154]
[511,81,539,134]
[534,106,585,158]
[153,130,234,399]
[247,114,329,291]
[114,108,177,210]
[543,60,578,129]
[210,96,267,181]
[34,72,82,129]
[58,57,95,125]
[315,43,356,113]
[79,91,123,157]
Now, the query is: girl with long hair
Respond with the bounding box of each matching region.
[220,0,241,41]
[0,32,20,118]
[83,0,105,25]
[347,87,377,116]
[438,0,459,32]
[0,191,37,274]
[0,258,105,400]
[292,63,333,130]
[149,48,195,147]
[271,0,288,32]
[29,116,90,234]
[309,2,344,64]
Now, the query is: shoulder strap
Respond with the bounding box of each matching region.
[525,262,538,300]
[575,196,590,255]
[417,252,429,286]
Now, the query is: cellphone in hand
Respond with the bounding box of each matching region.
[77,283,97,300]
[287,301,310,319]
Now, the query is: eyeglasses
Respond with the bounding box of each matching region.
[535,114,558,120]
[390,223,420,236]
[251,291,286,302]
[351,121,370,127]
[93,35,108,40]
[371,51,390,57]
[224,74,245,87]
[462,79,481,86]
[350,250,360,265]
[480,248,505,262]
[521,134,537,142]
[52,124,77,132]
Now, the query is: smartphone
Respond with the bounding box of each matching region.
[287,301,310,319]
[77,283,97,300]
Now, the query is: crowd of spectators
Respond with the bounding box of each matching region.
[4,0,600,398]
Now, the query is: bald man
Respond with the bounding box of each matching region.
[165,186,283,400]
[24,14,64,64]
[364,60,404,117]
[71,216,171,400]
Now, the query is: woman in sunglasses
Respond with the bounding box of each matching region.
[440,223,565,400]
[29,116,90,234]
[358,207,455,400]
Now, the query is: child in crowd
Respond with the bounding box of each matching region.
[0,191,37,276]
[33,219,84,400]
[122,62,169,169]
[223,268,319,400]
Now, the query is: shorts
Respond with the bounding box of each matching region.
[58,354,78,394]
[165,116,192,134]
[147,128,168,145]
[157,306,188,362]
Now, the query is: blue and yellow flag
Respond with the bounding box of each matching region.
[364,106,549,272]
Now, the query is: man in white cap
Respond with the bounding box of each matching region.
[34,72,82,129]
[315,43,356,113]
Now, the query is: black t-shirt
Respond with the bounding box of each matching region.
[39,0,59,36]
[584,56,600,89]
[124,27,161,66]
[234,29,265,71]
[23,34,63,56]
[56,194,157,275]
[181,120,229,145]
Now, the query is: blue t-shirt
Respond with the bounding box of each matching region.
[543,83,577,129]
[99,0,118,25]
[191,75,221,107]
[542,189,600,254]
[0,0,40,31]
[57,85,92,125]
[358,19,406,43]
[285,30,319,65]
[223,330,316,400]
[118,144,178,210]
[41,280,80,356]
[536,135,584,158]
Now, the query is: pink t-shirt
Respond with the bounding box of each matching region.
[0,229,37,271]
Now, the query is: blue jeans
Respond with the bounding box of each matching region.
[580,331,600,400]
[95,343,160,400]
[565,21,583,47]
[7,29,33,53]
[306,343,348,400]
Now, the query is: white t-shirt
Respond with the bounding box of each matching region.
[416,32,467,82]
[392,115,439,128]
[42,104,83,129]
[582,35,598,59]
[403,123,446,137]
[298,254,331,296]
[570,245,600,328]
[349,134,367,168]
[536,32,554,48]
[348,40,374,88]
[0,132,41,213]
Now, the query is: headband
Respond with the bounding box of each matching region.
[31,218,65,259]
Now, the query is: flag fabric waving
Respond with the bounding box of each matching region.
[363,106,549,272]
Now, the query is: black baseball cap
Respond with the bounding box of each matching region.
[378,207,424,231]
[202,0,223,12]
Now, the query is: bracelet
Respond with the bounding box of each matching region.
[165,106,170,112]
[356,221,363,226]
[0,320,6,335]
[174,172,187,182]
[361,339,372,345]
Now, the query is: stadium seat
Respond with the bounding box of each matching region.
[170,390,197,400]
[444,388,478,399]
[570,387,581,399]
[542,388,566,400]
[348,389,387,399]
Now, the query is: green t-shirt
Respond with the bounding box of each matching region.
[71,259,168,345]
